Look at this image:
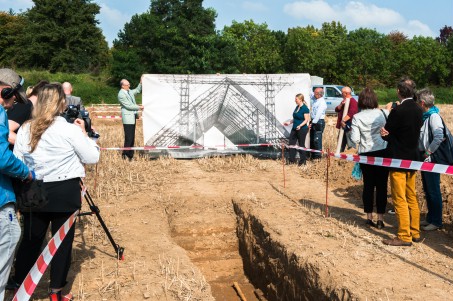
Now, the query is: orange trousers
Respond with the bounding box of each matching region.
[390,170,420,242]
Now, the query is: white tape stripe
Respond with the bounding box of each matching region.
[14,286,29,301]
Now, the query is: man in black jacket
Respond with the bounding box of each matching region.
[380,78,423,246]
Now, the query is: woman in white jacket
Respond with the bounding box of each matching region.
[11,83,99,301]
[350,87,389,229]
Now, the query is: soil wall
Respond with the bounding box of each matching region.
[234,201,354,301]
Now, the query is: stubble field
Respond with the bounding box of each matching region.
[7,104,453,301]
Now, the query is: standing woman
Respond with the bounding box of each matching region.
[417,88,444,231]
[11,83,100,301]
[283,93,310,166]
[350,87,389,229]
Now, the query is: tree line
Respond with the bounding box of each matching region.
[1,0,452,89]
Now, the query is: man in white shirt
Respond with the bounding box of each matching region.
[309,87,327,159]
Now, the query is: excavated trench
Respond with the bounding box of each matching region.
[233,201,353,301]
[167,197,353,301]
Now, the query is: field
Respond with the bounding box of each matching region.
[7,105,453,301]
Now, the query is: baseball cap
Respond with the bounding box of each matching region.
[0,68,27,103]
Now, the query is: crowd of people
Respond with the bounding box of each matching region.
[285,77,446,246]
[0,67,448,300]
[0,68,145,301]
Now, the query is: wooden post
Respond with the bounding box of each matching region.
[282,143,286,188]
[325,148,330,217]
[335,98,350,154]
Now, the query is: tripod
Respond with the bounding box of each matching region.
[79,188,125,260]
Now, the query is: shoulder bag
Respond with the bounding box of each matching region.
[428,115,453,165]
[11,178,48,212]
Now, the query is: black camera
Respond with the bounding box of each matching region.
[62,105,100,139]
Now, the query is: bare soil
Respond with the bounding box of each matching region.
[6,113,453,301]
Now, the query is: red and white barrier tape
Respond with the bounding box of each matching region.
[286,144,453,176]
[96,116,121,119]
[13,210,79,301]
[100,143,274,151]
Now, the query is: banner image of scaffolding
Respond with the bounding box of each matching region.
[142,74,312,158]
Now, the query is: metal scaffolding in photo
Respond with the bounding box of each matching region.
[145,75,293,150]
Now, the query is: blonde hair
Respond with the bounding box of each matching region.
[295,93,306,105]
[29,83,66,152]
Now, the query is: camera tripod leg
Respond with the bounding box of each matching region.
[79,189,125,260]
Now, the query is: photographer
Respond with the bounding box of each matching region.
[0,68,33,301]
[10,83,99,301]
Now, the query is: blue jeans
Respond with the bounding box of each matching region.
[0,203,21,300]
[421,171,443,227]
[309,119,325,159]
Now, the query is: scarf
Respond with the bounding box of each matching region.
[422,105,439,121]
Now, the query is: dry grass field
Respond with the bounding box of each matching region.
[7,105,453,301]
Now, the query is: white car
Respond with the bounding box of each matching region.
[312,85,357,114]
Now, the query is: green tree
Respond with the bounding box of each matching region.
[222,20,284,73]
[0,11,26,67]
[17,0,109,73]
[112,0,221,79]
[398,36,449,86]
[336,28,392,87]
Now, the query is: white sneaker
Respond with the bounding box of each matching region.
[422,224,439,231]
[420,220,430,227]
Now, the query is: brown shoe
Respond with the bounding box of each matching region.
[382,237,412,246]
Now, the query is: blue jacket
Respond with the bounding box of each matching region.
[0,106,30,208]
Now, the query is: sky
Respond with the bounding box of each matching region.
[2,0,452,46]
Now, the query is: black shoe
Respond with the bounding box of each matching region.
[376,220,385,229]
[365,219,376,228]
[412,236,423,243]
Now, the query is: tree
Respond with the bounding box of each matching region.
[398,36,449,86]
[112,0,221,79]
[336,28,392,87]
[222,20,284,73]
[436,25,453,45]
[0,12,27,67]
[17,0,109,73]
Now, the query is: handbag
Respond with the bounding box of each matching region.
[428,115,453,165]
[351,162,362,180]
[11,179,49,212]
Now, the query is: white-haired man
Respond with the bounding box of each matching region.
[118,77,143,161]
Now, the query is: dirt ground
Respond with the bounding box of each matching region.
[6,112,453,301]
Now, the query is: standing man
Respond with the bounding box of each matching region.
[309,88,327,159]
[118,77,142,161]
[335,86,358,152]
[0,68,33,300]
[380,78,423,246]
[62,82,84,109]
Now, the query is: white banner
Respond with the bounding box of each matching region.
[142,74,312,156]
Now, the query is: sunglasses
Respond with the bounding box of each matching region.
[1,75,25,100]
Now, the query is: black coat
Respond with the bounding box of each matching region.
[383,98,423,161]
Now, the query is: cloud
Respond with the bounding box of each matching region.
[283,0,336,21]
[400,20,435,37]
[343,1,402,27]
[242,1,268,13]
[98,3,132,45]
[283,0,434,37]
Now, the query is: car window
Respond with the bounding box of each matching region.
[326,87,341,97]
